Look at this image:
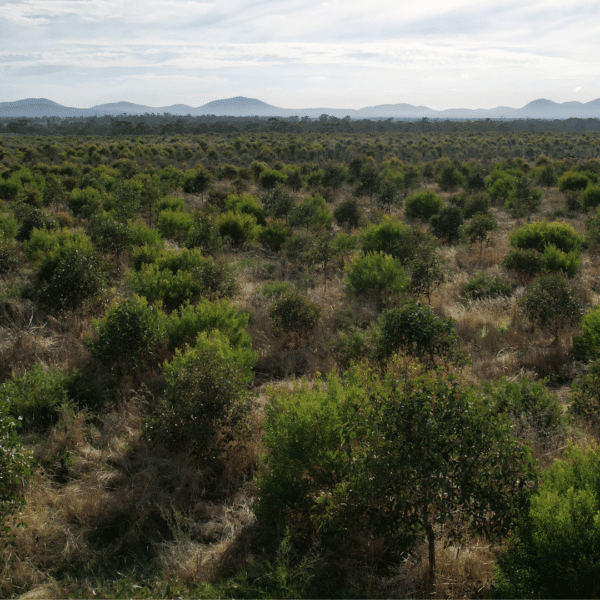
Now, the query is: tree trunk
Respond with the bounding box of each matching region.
[424,519,436,592]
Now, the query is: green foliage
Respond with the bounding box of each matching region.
[494,443,600,598]
[482,376,565,440]
[256,280,292,299]
[1,363,72,432]
[282,232,314,261]
[86,294,167,376]
[259,168,287,189]
[182,166,213,198]
[269,292,322,343]
[509,220,584,254]
[408,242,447,303]
[218,211,261,248]
[486,171,516,201]
[460,211,498,255]
[558,170,590,193]
[68,186,103,217]
[24,226,92,264]
[156,209,193,243]
[155,195,186,213]
[87,213,133,256]
[260,185,295,222]
[568,360,600,427]
[128,220,163,248]
[166,298,252,351]
[450,191,490,219]
[429,205,464,244]
[0,238,21,279]
[0,404,33,548]
[289,193,332,232]
[581,183,600,211]
[378,300,458,363]
[0,211,18,240]
[258,219,292,252]
[437,164,464,191]
[404,190,443,221]
[14,205,58,242]
[520,274,582,333]
[462,271,514,300]
[344,251,408,305]
[141,331,255,457]
[184,208,223,256]
[585,207,600,254]
[224,193,266,225]
[333,197,362,229]
[573,307,600,362]
[541,243,581,277]
[502,248,544,279]
[505,177,542,218]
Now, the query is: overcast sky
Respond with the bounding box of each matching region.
[1,0,599,110]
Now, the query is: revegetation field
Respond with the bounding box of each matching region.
[2,121,600,598]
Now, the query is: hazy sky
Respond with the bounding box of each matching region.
[1,0,599,110]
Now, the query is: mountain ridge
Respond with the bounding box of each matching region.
[2,97,600,119]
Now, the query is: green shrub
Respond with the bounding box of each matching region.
[141,331,255,457]
[502,248,544,279]
[1,363,72,432]
[282,232,314,261]
[218,211,260,248]
[344,251,408,305]
[0,212,18,240]
[0,404,33,547]
[463,192,491,218]
[378,300,459,363]
[224,193,266,225]
[258,219,292,252]
[573,307,600,362]
[259,168,287,189]
[87,213,133,256]
[333,197,362,229]
[68,186,103,217]
[494,443,600,598]
[182,166,213,198]
[24,227,93,264]
[256,280,292,299]
[482,376,565,440]
[14,206,58,242]
[86,294,167,376]
[581,184,600,211]
[568,360,600,427]
[541,243,581,277]
[0,238,21,279]
[404,190,443,220]
[429,205,464,244]
[130,243,162,271]
[129,220,163,248]
[558,170,590,193]
[508,220,584,254]
[155,196,185,213]
[166,298,252,351]
[520,274,582,334]
[184,210,223,256]
[269,292,322,343]
[260,185,295,222]
[289,194,332,232]
[462,271,514,300]
[156,209,194,243]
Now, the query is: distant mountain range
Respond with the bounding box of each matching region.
[2,96,600,120]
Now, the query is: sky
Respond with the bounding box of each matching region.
[1,0,599,110]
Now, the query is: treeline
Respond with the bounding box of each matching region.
[2,113,600,137]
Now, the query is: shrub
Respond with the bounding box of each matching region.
[156,209,193,243]
[558,170,590,193]
[128,220,163,248]
[256,280,292,299]
[14,206,58,242]
[429,205,464,244]
[258,219,292,252]
[0,239,21,279]
[541,243,580,277]
[568,360,600,427]
[68,186,103,217]
[482,376,565,440]
[155,196,186,213]
[333,197,362,229]
[182,166,213,198]
[581,184,600,211]
[462,271,514,300]
[520,273,582,334]
[289,193,332,232]
[502,248,544,279]
[0,212,18,240]
[494,443,600,598]
[224,193,266,225]
[166,298,252,351]
[505,178,542,218]
[404,190,443,221]
[218,211,260,248]
[282,232,314,261]
[1,363,72,432]
[259,168,287,189]
[260,185,295,222]
[509,220,584,254]
[0,404,33,547]
[87,213,133,256]
[378,300,459,363]
[24,226,93,264]
[408,242,447,303]
[463,192,491,218]
[269,292,322,344]
[184,210,223,256]
[344,252,408,305]
[141,331,255,457]
[86,294,167,376]
[573,307,600,362]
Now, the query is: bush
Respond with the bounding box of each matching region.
[68,186,103,217]
[1,363,72,432]
[463,192,491,218]
[558,170,590,193]
[0,404,33,547]
[218,211,261,248]
[509,220,584,254]
[333,197,362,229]
[0,239,21,279]
[269,292,322,344]
[378,300,459,363]
[259,168,287,189]
[224,193,266,225]
[460,212,499,256]
[580,184,600,211]
[282,232,314,261]
[87,213,133,256]
[502,248,544,279]
[482,376,565,440]
[568,360,600,427]
[184,210,223,256]
[289,194,332,232]
[520,274,582,334]
[86,294,167,376]
[573,307,600,362]
[128,220,163,248]
[344,251,408,305]
[141,331,256,457]
[260,185,295,222]
[0,212,18,240]
[155,196,186,213]
[541,243,580,277]
[24,226,93,264]
[462,271,514,300]
[494,443,600,598]
[166,298,252,352]
[14,206,58,242]
[258,219,292,252]
[156,209,193,243]
[404,190,443,220]
[256,280,292,299]
[429,205,464,244]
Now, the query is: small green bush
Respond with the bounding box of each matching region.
[404,190,443,221]
[541,243,581,277]
[502,248,544,279]
[256,280,292,299]
[0,212,18,240]
[128,220,163,248]
[14,206,58,242]
[218,211,261,248]
[260,185,295,222]
[581,184,600,211]
[558,170,590,193]
[282,232,314,261]
[429,205,464,244]
[494,443,600,598]
[0,238,21,279]
[224,193,266,225]
[68,186,103,217]
[568,360,600,427]
[184,210,223,256]
[573,307,600,362]
[141,331,255,457]
[258,219,292,252]
[460,211,498,256]
[333,197,362,229]
[155,196,186,213]
[87,213,133,256]
[156,209,193,243]
[289,194,332,232]
[462,271,514,300]
[269,292,322,343]
[509,220,584,254]
[344,251,408,305]
[1,364,72,432]
[378,300,459,363]
[86,294,167,376]
[166,298,252,351]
